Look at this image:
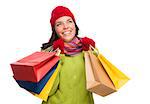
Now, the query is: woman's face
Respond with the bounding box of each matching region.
[54,16,76,42]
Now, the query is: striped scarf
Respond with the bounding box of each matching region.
[64,37,82,56]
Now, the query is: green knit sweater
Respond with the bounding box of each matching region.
[41,47,94,104]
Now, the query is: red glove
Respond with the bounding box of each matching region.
[52,38,64,54]
[81,37,95,51]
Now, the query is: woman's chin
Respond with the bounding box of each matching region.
[63,36,75,42]
[63,38,73,42]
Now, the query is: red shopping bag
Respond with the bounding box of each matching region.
[11,51,60,82]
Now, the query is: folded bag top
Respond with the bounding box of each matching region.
[15,52,56,65]
[11,51,60,82]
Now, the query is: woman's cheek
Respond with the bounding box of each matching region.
[56,28,63,38]
[59,34,65,39]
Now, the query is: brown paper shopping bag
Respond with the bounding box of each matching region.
[89,45,130,90]
[84,51,116,96]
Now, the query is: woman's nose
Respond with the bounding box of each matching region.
[63,23,69,29]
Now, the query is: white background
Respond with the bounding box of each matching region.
[0,0,150,104]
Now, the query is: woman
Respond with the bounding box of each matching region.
[41,6,95,104]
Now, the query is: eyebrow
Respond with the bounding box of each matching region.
[55,21,62,24]
[67,18,72,21]
[55,18,73,25]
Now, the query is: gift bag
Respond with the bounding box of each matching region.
[11,51,60,82]
[90,45,130,90]
[14,62,59,94]
[84,51,116,96]
[33,61,62,101]
[98,53,130,89]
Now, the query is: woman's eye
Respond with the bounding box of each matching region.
[68,20,73,23]
[56,23,61,27]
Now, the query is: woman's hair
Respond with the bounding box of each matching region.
[41,22,79,50]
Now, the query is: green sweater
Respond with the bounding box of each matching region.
[41,47,94,104]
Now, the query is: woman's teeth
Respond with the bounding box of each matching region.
[63,31,71,35]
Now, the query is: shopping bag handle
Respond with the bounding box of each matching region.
[89,45,99,55]
[53,48,61,56]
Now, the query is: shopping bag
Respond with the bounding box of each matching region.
[89,45,130,90]
[14,62,59,94]
[84,51,116,96]
[11,51,60,82]
[98,53,130,89]
[84,51,98,89]
[32,61,61,101]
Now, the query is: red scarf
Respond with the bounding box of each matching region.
[53,36,95,55]
[64,37,82,55]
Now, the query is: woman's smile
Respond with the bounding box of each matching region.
[62,30,72,35]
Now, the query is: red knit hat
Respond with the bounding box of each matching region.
[50,6,76,29]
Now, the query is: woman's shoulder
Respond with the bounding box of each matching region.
[79,36,96,51]
[80,36,95,45]
[80,36,93,40]
[80,36,95,43]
